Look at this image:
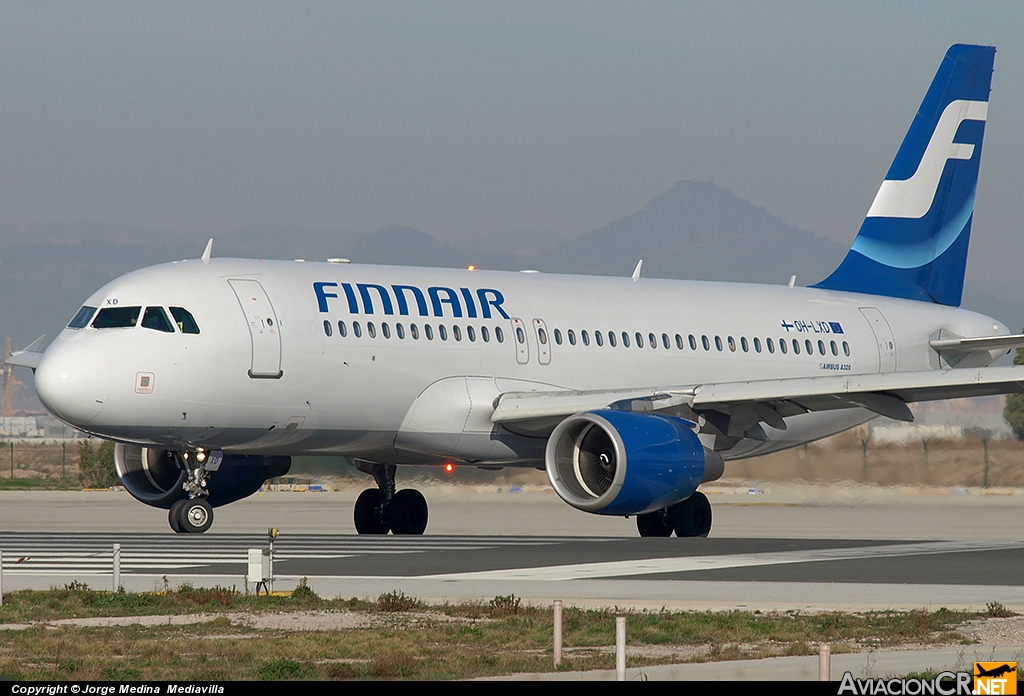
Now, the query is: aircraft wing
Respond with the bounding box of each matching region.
[492,366,1024,432]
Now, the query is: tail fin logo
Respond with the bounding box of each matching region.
[866,99,988,219]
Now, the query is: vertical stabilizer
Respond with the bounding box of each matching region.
[813,44,995,306]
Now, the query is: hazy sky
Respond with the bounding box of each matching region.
[1,2,1022,294]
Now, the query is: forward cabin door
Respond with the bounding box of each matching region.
[859,307,896,373]
[229,279,283,378]
[532,318,551,365]
[510,317,530,364]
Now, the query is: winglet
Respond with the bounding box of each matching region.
[631,259,643,282]
[201,238,214,265]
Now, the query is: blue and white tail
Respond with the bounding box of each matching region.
[813,44,995,306]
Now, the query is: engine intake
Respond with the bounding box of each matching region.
[545,410,713,516]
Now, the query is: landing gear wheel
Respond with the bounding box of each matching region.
[636,509,673,537]
[168,499,187,533]
[354,488,389,534]
[671,491,712,538]
[389,489,428,535]
[178,498,214,534]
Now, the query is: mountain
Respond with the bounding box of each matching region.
[2,180,1022,360]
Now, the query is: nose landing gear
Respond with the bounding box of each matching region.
[353,462,428,535]
[168,450,216,534]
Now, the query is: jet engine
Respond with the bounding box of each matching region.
[545,410,721,516]
[114,444,290,509]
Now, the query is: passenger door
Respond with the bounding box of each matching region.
[229,279,283,378]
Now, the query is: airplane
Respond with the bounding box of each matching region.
[7,43,1024,536]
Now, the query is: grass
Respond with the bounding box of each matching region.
[0,584,997,680]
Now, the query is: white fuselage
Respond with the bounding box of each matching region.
[33,258,1008,467]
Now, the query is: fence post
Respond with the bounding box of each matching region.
[112,543,121,591]
[819,643,831,680]
[615,616,626,681]
[553,600,563,667]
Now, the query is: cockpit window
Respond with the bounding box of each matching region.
[169,307,200,334]
[92,306,141,329]
[67,306,97,329]
[142,306,176,333]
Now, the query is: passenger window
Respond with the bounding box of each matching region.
[515,326,525,343]
[537,327,546,345]
[727,336,736,352]
[467,326,476,342]
[322,320,332,337]
[581,330,590,346]
[169,307,200,334]
[714,336,723,351]
[142,307,176,333]
[779,339,787,354]
[353,321,362,338]
[635,332,644,348]
[595,331,603,347]
[662,333,670,350]
[338,320,347,337]
[453,325,462,341]
[568,330,576,346]
[554,329,562,345]
[68,306,97,329]
[843,341,850,356]
[622,332,630,348]
[425,324,434,340]
[439,325,448,341]
[367,322,377,338]
[753,337,761,353]
[382,323,391,339]
[701,335,709,351]
[495,326,504,343]
[740,337,748,352]
[675,334,683,350]
[481,326,490,342]
[397,323,405,339]
[830,340,837,356]
[805,339,813,354]
[648,332,656,349]
[410,323,419,340]
[608,331,616,347]
[767,338,775,353]
[93,306,141,329]
[818,340,825,355]
[792,339,800,355]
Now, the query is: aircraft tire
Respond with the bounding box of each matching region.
[168,499,187,533]
[178,498,214,534]
[636,510,673,537]
[671,491,712,538]
[389,489,428,535]
[354,489,389,534]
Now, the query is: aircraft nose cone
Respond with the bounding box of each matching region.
[34,342,111,426]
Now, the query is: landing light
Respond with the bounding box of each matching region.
[195,449,207,464]
[467,265,476,271]
[444,462,454,474]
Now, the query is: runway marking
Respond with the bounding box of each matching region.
[413,540,1024,581]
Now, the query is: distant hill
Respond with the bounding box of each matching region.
[2,180,1022,359]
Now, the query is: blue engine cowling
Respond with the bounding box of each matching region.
[114,444,291,509]
[545,410,712,516]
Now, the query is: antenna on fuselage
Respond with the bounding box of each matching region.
[788,274,796,288]
[201,238,214,265]
[631,259,643,282]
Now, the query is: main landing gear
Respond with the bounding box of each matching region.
[636,491,712,538]
[168,450,215,534]
[353,462,428,535]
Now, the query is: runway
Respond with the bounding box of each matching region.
[1,483,1022,610]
